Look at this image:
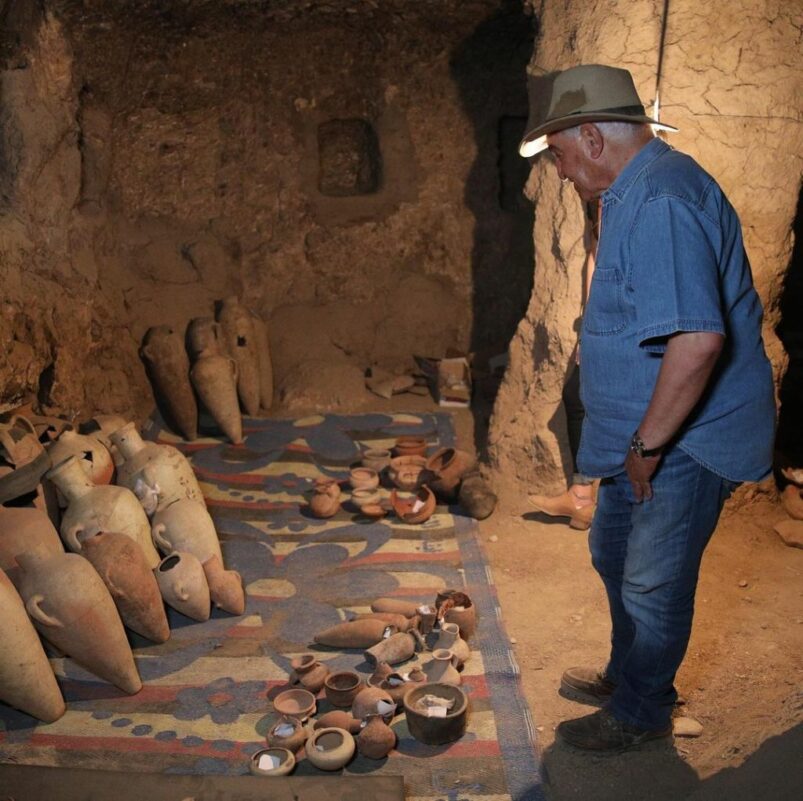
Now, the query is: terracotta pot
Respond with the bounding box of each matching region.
[434,622,470,669]
[0,569,65,722]
[323,671,364,708]
[390,486,436,524]
[305,728,356,771]
[314,711,361,734]
[111,424,204,515]
[187,317,226,360]
[16,547,142,694]
[360,503,386,520]
[140,325,198,441]
[0,506,63,589]
[403,682,469,745]
[782,485,803,520]
[250,312,274,412]
[249,747,295,776]
[309,480,341,518]
[82,531,170,643]
[351,488,381,510]
[217,296,261,417]
[393,435,428,457]
[435,589,478,640]
[351,686,396,722]
[388,455,428,491]
[154,552,211,621]
[425,447,476,498]
[458,471,497,520]
[356,714,396,760]
[203,554,246,615]
[266,716,308,753]
[364,631,421,666]
[349,467,379,491]
[370,598,419,618]
[423,649,461,686]
[314,619,396,649]
[362,448,391,473]
[47,430,114,488]
[272,687,316,720]
[48,455,160,569]
[191,351,243,444]
[290,654,329,694]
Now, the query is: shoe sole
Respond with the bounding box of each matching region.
[559,678,615,705]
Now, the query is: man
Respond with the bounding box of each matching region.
[519,65,775,751]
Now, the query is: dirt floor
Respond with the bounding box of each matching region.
[408,397,802,800]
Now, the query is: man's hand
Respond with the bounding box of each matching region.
[625,449,662,502]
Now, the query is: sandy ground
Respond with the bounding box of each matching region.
[346,395,803,800]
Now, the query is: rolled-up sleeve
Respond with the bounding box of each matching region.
[628,195,725,353]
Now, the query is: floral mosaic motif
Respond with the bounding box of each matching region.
[173,677,267,724]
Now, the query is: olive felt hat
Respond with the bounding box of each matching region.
[519,64,677,157]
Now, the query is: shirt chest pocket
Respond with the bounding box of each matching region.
[584,265,627,336]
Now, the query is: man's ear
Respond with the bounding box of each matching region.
[579,123,604,160]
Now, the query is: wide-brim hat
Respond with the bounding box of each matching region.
[519,64,677,157]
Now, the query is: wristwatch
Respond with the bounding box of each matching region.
[630,430,663,459]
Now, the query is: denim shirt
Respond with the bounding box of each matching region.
[577,138,775,482]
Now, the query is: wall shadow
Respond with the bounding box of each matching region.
[449,0,536,455]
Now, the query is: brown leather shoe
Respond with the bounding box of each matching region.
[557,708,673,752]
[560,666,616,703]
[528,485,595,530]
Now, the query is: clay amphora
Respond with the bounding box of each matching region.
[250,312,274,412]
[191,348,243,444]
[351,686,396,722]
[48,455,160,569]
[352,612,416,632]
[47,430,114,488]
[323,671,364,709]
[304,728,356,771]
[16,547,142,694]
[314,710,362,734]
[364,630,422,666]
[203,554,246,615]
[217,297,261,417]
[81,531,170,643]
[425,447,476,499]
[314,619,396,649]
[155,552,211,621]
[370,598,419,618]
[140,326,198,441]
[436,589,478,640]
[187,316,226,360]
[0,569,65,722]
[266,716,308,753]
[423,649,461,686]
[111,423,204,515]
[0,506,63,588]
[434,622,470,668]
[390,486,436,524]
[290,654,329,694]
[356,714,396,759]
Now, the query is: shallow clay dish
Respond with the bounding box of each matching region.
[272,687,316,720]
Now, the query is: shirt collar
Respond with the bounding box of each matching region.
[602,137,670,205]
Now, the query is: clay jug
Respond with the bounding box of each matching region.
[111,423,204,515]
[423,649,461,686]
[0,569,65,722]
[290,654,329,694]
[364,630,422,666]
[0,506,63,588]
[48,455,160,569]
[191,346,243,444]
[140,326,198,441]
[356,714,396,760]
[309,478,341,518]
[217,296,261,417]
[81,531,170,643]
[154,551,211,621]
[314,619,396,649]
[16,547,142,694]
[425,447,476,499]
[250,312,274,412]
[47,429,114,488]
[434,622,470,668]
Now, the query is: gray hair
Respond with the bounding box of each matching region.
[565,121,654,142]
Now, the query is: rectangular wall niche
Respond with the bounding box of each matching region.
[317,118,382,196]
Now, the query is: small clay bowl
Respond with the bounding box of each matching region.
[394,435,427,457]
[362,448,391,472]
[250,747,296,776]
[266,716,308,753]
[388,455,427,491]
[272,688,316,721]
[360,503,387,520]
[351,488,381,509]
[349,466,379,491]
[324,670,364,708]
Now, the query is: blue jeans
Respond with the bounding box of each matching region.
[589,446,739,730]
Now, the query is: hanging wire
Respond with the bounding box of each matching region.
[653,0,671,122]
